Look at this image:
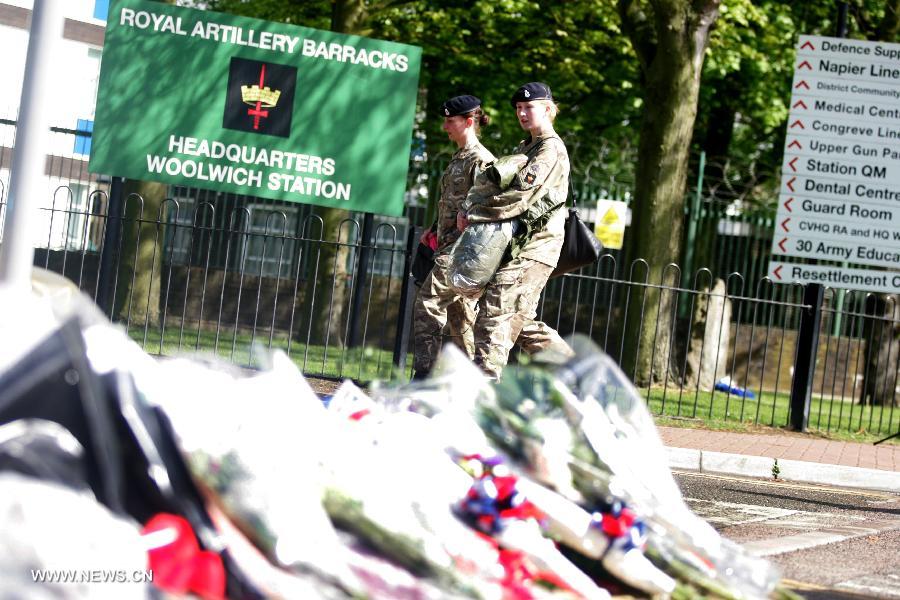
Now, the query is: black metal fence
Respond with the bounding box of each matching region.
[2,190,898,438]
[0,117,897,438]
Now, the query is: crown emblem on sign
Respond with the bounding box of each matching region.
[241,84,281,107]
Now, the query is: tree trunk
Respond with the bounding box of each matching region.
[331,0,369,36]
[874,0,900,41]
[114,180,165,328]
[702,83,737,171]
[306,0,369,347]
[308,208,353,347]
[860,295,900,407]
[857,4,900,408]
[619,0,721,385]
[108,0,172,331]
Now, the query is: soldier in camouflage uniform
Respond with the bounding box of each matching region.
[413,95,570,378]
[412,95,493,377]
[462,82,571,379]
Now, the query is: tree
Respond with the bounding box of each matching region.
[377,1,638,169]
[205,0,642,347]
[114,0,176,328]
[854,0,900,407]
[114,180,166,328]
[617,0,721,385]
[205,0,405,347]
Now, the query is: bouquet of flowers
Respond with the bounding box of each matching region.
[88,315,789,599]
[371,340,784,599]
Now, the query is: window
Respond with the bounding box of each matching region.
[93,0,109,21]
[368,216,408,278]
[87,48,103,113]
[241,204,299,278]
[60,184,94,251]
[73,119,93,156]
[163,195,197,267]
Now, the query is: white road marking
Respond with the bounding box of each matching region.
[684,498,797,526]
[683,497,900,557]
[836,573,900,598]
[742,519,900,557]
[759,511,865,530]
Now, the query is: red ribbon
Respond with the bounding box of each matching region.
[142,513,225,600]
[423,229,438,251]
[599,507,636,538]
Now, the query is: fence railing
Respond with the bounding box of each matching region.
[1,119,897,438]
[2,191,898,438]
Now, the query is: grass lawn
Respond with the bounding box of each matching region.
[124,322,898,444]
[124,321,412,383]
[644,386,900,443]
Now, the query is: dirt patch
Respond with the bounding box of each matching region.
[305,376,344,396]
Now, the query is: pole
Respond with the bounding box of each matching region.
[789,283,824,431]
[347,212,374,347]
[96,177,125,315]
[0,0,65,289]
[836,2,849,37]
[832,2,849,335]
[392,225,419,378]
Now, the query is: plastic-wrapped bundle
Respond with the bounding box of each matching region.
[377,341,785,600]
[447,154,529,298]
[448,219,519,297]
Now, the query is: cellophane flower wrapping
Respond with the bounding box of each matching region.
[78,313,782,600]
[370,338,781,600]
[551,337,781,599]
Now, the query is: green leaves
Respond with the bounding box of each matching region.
[200,0,899,195]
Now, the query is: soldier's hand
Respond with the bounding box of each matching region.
[456,212,468,231]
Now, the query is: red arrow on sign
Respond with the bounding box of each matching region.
[790,119,805,129]
[787,177,797,191]
[795,80,810,90]
[793,100,808,109]
[784,197,794,212]
[773,265,784,280]
[800,41,815,50]
[778,238,788,252]
[798,60,813,70]
[788,157,799,171]
[781,217,791,232]
[788,140,802,149]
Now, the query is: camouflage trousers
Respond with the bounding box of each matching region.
[413,254,476,375]
[414,254,570,376]
[473,256,571,379]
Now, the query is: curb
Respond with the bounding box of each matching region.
[665,447,900,493]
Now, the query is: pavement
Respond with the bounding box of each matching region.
[659,426,900,493]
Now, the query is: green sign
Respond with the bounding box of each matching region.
[90,0,422,216]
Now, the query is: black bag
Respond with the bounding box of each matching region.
[411,241,435,286]
[551,184,604,277]
[0,318,265,599]
[411,223,437,286]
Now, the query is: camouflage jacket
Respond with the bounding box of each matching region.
[464,133,570,267]
[435,140,495,252]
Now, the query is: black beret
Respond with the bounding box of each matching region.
[510,82,553,106]
[440,95,481,117]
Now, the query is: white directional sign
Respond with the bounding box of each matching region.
[770,35,900,292]
[769,261,900,295]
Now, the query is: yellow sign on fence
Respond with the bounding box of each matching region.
[595,200,627,250]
